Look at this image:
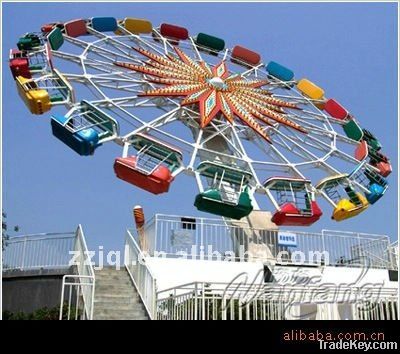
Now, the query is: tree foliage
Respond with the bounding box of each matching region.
[2,210,20,251]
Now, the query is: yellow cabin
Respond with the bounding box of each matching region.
[316,174,369,222]
[16,76,51,115]
[297,78,325,100]
[332,193,369,221]
[124,18,152,34]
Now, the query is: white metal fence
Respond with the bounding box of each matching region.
[59,225,95,320]
[124,229,157,319]
[3,232,75,270]
[390,241,398,270]
[156,282,399,320]
[134,214,394,269]
[2,226,95,320]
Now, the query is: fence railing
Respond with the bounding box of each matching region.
[59,225,95,320]
[124,229,157,319]
[133,214,394,269]
[156,281,399,320]
[3,232,75,271]
[389,241,398,270]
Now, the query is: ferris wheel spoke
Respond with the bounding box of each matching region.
[188,129,204,170]
[115,29,168,59]
[272,134,311,161]
[287,116,333,140]
[240,63,264,78]
[151,28,177,54]
[204,121,248,159]
[64,35,137,63]
[280,117,335,146]
[52,50,83,65]
[89,77,147,93]
[271,127,327,164]
[83,57,145,75]
[87,73,147,84]
[279,127,333,155]
[196,145,249,164]
[188,37,205,62]
[86,28,144,58]
[228,124,263,187]
[122,106,182,139]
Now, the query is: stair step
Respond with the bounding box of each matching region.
[94,292,139,299]
[94,297,141,305]
[93,315,149,320]
[95,266,125,270]
[95,279,133,287]
[94,309,148,318]
[94,302,146,310]
[91,267,149,320]
[95,273,132,280]
[95,288,138,296]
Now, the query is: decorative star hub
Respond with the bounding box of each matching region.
[207,77,227,90]
[115,47,307,143]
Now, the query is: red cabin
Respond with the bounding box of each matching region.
[231,45,261,66]
[160,23,189,41]
[113,134,182,194]
[114,156,174,194]
[41,24,55,33]
[65,19,88,38]
[355,141,368,161]
[324,99,348,120]
[368,149,391,177]
[372,161,392,177]
[41,23,63,33]
[271,201,323,226]
[9,50,31,79]
[264,177,323,226]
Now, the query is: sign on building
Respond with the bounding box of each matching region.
[278,232,297,247]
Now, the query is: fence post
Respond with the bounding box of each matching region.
[152,279,157,320]
[21,236,27,270]
[154,215,158,255]
[194,283,198,320]
[201,283,206,320]
[321,231,326,265]
[357,232,364,267]
[200,218,204,252]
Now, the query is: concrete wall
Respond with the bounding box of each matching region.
[2,268,72,314]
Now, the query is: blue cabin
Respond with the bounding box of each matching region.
[51,114,100,156]
[51,100,119,156]
[266,61,294,82]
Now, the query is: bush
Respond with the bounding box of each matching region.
[3,303,81,320]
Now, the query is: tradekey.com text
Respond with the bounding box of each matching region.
[319,340,397,351]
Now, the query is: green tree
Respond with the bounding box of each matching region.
[2,210,20,251]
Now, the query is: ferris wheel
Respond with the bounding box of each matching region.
[9,16,392,226]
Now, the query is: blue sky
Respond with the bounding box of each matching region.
[2,2,398,253]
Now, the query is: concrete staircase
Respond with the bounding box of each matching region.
[93,267,149,320]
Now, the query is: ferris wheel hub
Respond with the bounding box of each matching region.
[207,77,227,90]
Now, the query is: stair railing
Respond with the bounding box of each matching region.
[59,225,95,320]
[124,229,157,319]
